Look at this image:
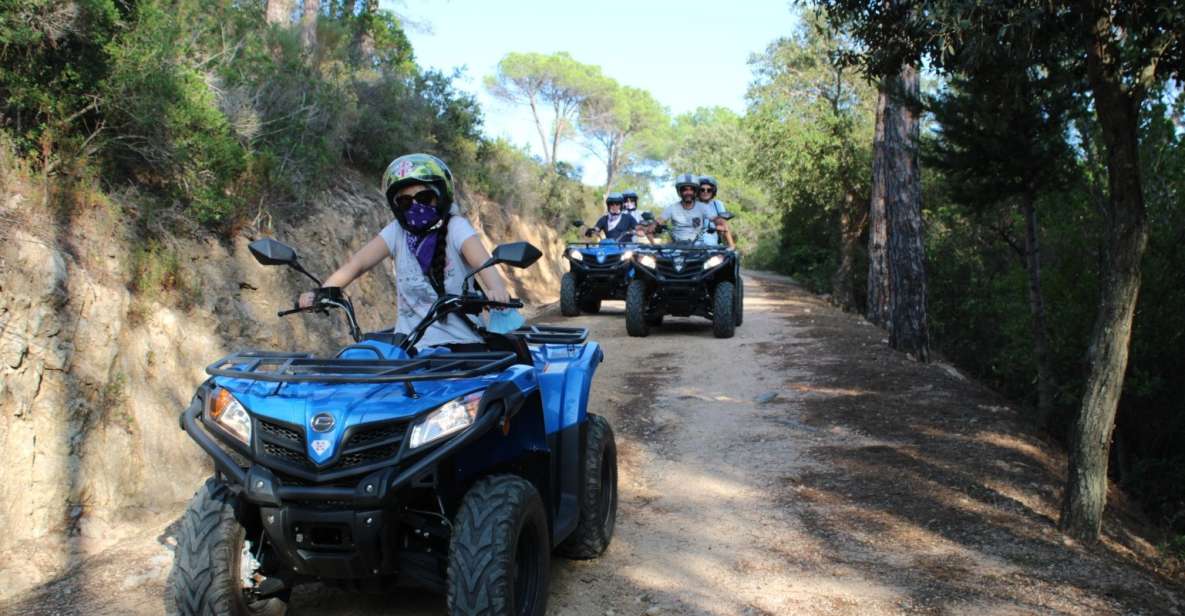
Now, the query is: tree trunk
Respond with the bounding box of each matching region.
[265,0,291,24]
[884,64,928,361]
[355,0,377,61]
[341,0,355,18]
[866,84,891,327]
[832,189,865,311]
[300,0,318,48]
[528,96,552,167]
[1020,193,1056,423]
[1059,19,1149,542]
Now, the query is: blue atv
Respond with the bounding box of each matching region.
[560,221,638,317]
[170,238,617,616]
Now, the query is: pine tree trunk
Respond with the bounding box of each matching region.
[355,0,377,61]
[301,0,318,48]
[1020,193,1056,423]
[265,0,291,24]
[1059,18,1149,542]
[884,63,928,361]
[866,85,891,327]
[341,0,355,18]
[831,189,864,311]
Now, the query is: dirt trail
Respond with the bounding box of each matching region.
[3,274,1183,615]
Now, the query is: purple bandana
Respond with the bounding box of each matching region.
[402,201,443,277]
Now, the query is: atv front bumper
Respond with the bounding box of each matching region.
[180,397,507,580]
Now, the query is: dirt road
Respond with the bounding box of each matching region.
[4,274,1182,615]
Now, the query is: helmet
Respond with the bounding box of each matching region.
[698,175,718,190]
[381,153,455,218]
[674,173,699,193]
[605,192,624,211]
[622,190,638,201]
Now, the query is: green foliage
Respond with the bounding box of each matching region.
[578,82,671,190]
[470,138,598,226]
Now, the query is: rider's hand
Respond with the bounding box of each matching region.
[298,291,315,308]
[487,287,511,304]
[583,228,595,238]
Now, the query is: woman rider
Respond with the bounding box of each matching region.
[298,153,512,350]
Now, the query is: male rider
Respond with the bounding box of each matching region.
[655,173,727,243]
[587,192,637,242]
[697,175,735,249]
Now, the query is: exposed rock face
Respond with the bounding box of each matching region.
[0,172,564,598]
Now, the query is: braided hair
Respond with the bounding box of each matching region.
[427,212,451,297]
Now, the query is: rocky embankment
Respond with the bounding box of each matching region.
[0,172,565,599]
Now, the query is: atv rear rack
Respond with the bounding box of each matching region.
[206,350,517,384]
[512,325,589,345]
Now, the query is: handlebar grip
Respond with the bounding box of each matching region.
[278,306,304,317]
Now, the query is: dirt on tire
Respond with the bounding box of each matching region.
[3,273,1183,616]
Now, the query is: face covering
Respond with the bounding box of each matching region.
[402,201,443,278]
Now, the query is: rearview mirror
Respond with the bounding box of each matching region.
[491,242,543,269]
[641,211,654,222]
[570,220,585,228]
[249,238,298,266]
[719,211,735,221]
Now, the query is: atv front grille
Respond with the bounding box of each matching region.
[582,253,622,272]
[655,255,708,281]
[255,417,407,477]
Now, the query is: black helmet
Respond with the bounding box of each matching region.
[605,192,625,209]
[674,173,698,192]
[698,175,718,190]
[622,190,638,201]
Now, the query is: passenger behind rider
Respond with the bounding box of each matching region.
[586,192,637,242]
[297,153,513,350]
[655,173,728,244]
[696,175,735,249]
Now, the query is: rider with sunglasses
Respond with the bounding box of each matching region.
[655,173,728,243]
[588,192,637,242]
[697,176,735,249]
[298,153,512,349]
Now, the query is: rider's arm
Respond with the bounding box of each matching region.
[299,235,389,307]
[459,235,512,304]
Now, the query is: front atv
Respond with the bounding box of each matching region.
[560,235,638,317]
[170,239,617,616]
[625,244,743,339]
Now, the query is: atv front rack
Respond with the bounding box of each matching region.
[206,350,517,384]
[512,325,589,345]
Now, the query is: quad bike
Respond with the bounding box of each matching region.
[170,238,617,616]
[625,211,744,338]
[559,220,639,317]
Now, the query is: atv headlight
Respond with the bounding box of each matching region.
[637,254,657,269]
[568,248,584,261]
[703,254,725,270]
[409,392,484,449]
[207,388,252,445]
[621,249,634,262]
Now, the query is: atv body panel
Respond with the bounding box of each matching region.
[181,327,602,588]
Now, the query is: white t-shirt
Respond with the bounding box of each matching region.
[697,199,728,246]
[379,213,482,347]
[661,201,716,243]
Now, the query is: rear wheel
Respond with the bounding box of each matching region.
[625,280,650,337]
[560,273,579,317]
[170,479,289,616]
[735,275,745,327]
[558,414,617,559]
[713,282,736,339]
[447,475,550,616]
[579,297,602,314]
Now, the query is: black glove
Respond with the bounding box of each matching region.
[583,228,595,238]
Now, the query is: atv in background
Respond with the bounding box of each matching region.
[170,238,617,616]
[560,220,638,317]
[625,212,743,338]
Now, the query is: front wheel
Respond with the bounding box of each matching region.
[560,273,579,317]
[447,476,550,616]
[558,414,618,559]
[713,281,736,339]
[625,280,650,337]
[170,479,289,616]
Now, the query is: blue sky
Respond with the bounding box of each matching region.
[395,0,800,186]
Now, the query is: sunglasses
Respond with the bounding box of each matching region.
[699,187,715,193]
[393,189,437,210]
